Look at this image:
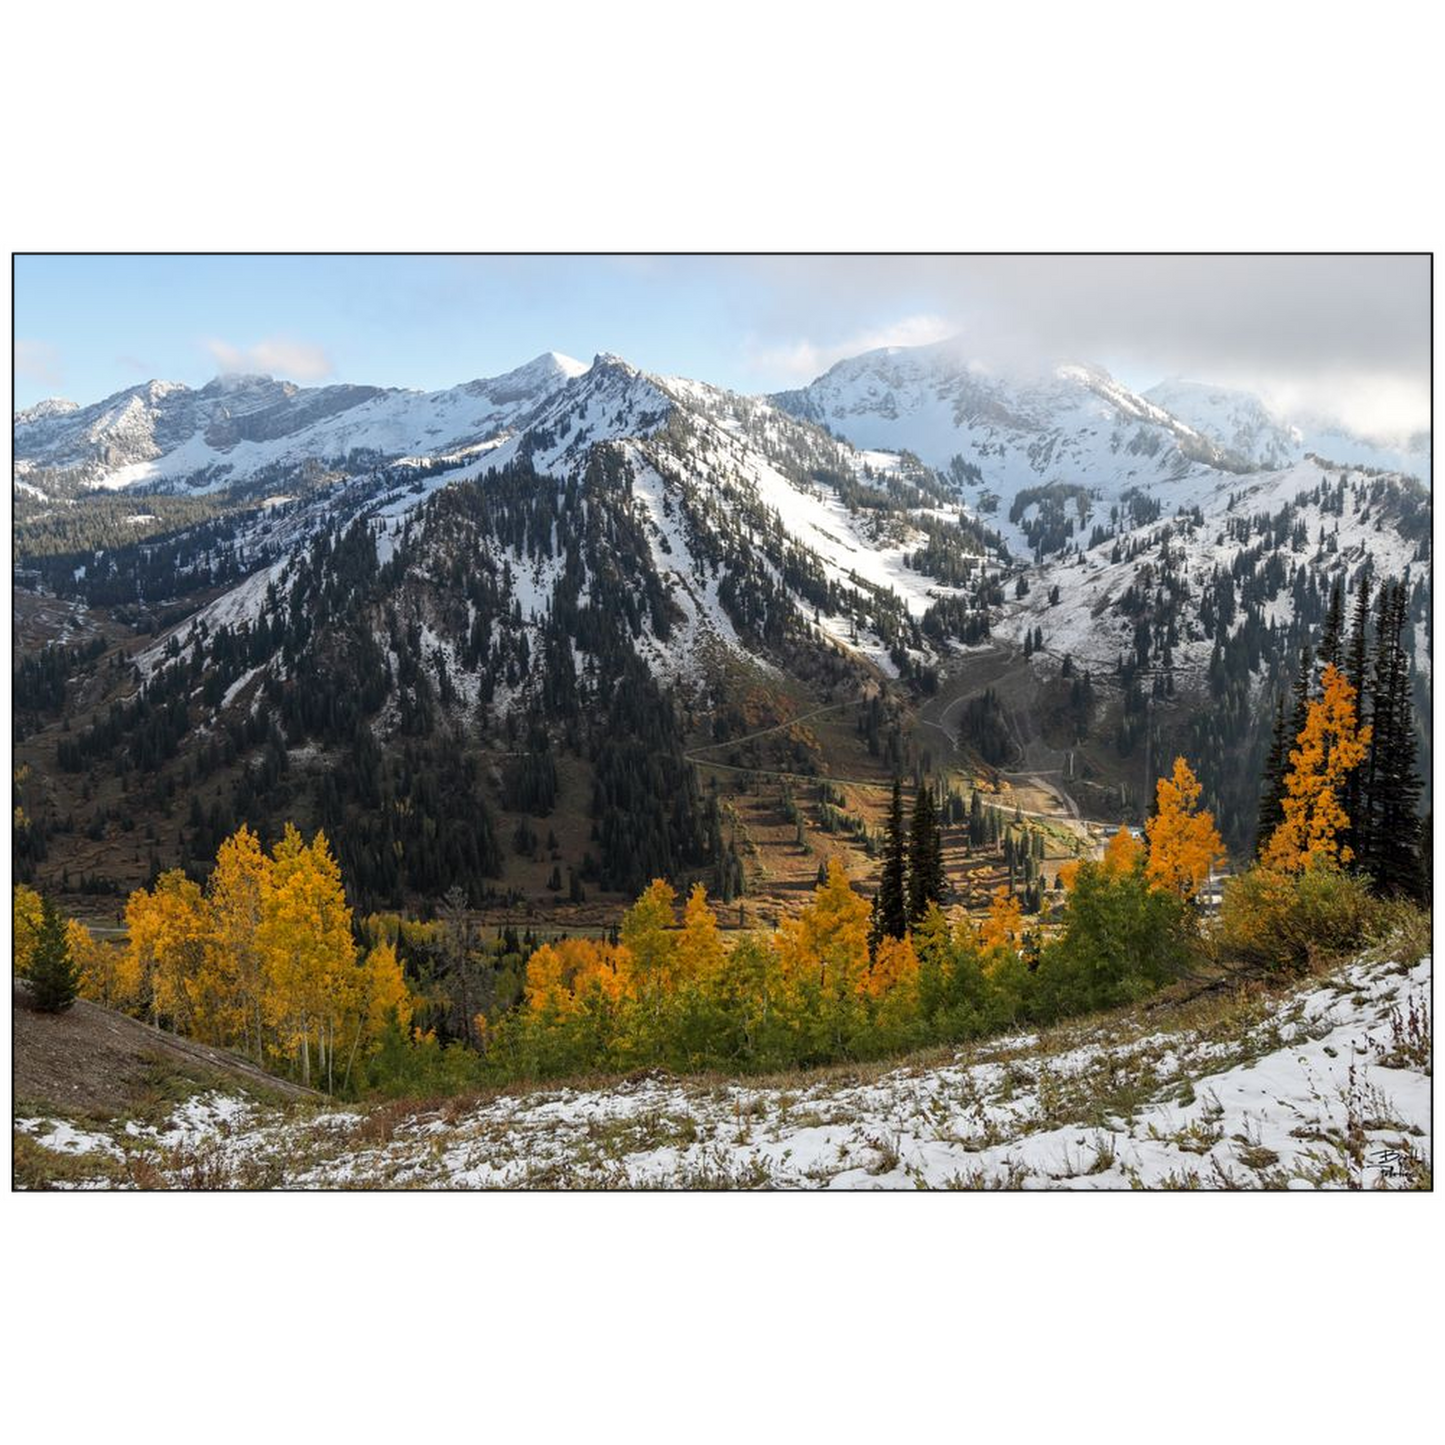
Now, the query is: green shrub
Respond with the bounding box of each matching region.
[1216,865,1384,972]
[1033,862,1193,1020]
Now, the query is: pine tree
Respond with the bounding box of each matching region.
[1255,691,1289,851]
[1360,582,1423,897]
[29,896,80,1013]
[1289,643,1314,735]
[1340,573,1374,864]
[870,776,909,947]
[906,784,946,924]
[1345,573,1373,701]
[1318,579,1345,671]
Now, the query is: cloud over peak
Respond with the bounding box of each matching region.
[204,336,334,383]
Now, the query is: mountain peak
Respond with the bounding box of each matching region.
[14,396,80,425]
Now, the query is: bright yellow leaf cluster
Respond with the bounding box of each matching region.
[1264,665,1371,873]
[116,824,413,1090]
[1145,758,1226,900]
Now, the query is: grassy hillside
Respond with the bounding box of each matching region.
[14,940,1429,1190]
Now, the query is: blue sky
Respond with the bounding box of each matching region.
[13,255,1429,438]
[14,255,948,406]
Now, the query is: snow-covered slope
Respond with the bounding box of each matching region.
[993,457,1430,674]
[773,343,1432,554]
[12,353,591,496]
[18,950,1429,1189]
[1145,379,1431,483]
[1141,380,1302,471]
[771,343,1257,548]
[153,352,1004,693]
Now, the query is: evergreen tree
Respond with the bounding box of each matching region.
[1255,691,1289,852]
[1361,582,1424,897]
[1345,574,1373,701]
[1289,643,1314,733]
[1318,579,1345,671]
[870,776,909,947]
[29,896,80,1013]
[906,784,946,924]
[1341,573,1373,863]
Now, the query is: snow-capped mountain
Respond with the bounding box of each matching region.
[12,342,1431,899]
[770,342,1251,527]
[771,342,1432,548]
[12,352,591,497]
[1144,379,1432,483]
[1140,380,1302,471]
[145,351,1004,696]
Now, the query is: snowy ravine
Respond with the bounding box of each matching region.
[16,953,1430,1190]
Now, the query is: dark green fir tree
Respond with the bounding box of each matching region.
[29,896,80,1013]
[906,783,946,925]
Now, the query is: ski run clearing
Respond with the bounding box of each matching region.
[16,951,1430,1190]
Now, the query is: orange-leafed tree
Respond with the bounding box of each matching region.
[978,885,1024,959]
[1264,663,1372,872]
[862,932,920,1001]
[1145,757,1225,900]
[1102,828,1144,878]
[522,942,575,1016]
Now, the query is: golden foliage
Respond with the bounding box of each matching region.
[774,858,870,998]
[1101,828,1144,878]
[977,885,1024,959]
[12,884,43,976]
[108,824,417,1091]
[863,933,920,1001]
[1145,757,1225,900]
[69,919,142,1010]
[1264,664,1371,872]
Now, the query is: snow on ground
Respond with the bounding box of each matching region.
[992,456,1428,675]
[15,951,1430,1190]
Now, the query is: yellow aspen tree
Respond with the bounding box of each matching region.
[676,883,727,985]
[564,938,632,1006]
[207,824,272,1060]
[1145,757,1226,900]
[911,903,953,976]
[523,944,577,1015]
[334,939,414,1091]
[68,918,142,1010]
[12,884,43,975]
[978,885,1024,959]
[863,932,920,1001]
[1101,828,1144,878]
[125,870,208,1032]
[259,826,357,1089]
[1265,663,1372,872]
[620,879,678,1004]
[774,857,870,997]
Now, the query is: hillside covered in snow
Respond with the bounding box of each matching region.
[15,948,1431,1190]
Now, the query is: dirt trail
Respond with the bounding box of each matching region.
[917,643,1092,842]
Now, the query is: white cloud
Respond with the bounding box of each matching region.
[16,338,63,389]
[746,313,954,384]
[725,256,1429,435]
[205,336,334,382]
